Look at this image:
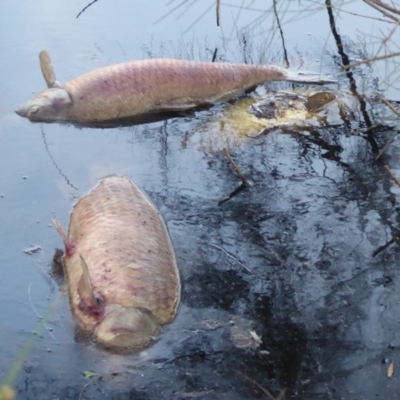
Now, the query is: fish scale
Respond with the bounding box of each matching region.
[16,53,288,125]
[54,176,180,349]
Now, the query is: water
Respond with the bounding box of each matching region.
[1,1,400,399]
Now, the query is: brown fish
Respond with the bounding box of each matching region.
[15,50,288,126]
[53,176,180,349]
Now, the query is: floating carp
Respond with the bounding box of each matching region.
[15,50,289,126]
[53,176,180,349]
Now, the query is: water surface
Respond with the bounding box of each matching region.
[1,1,400,399]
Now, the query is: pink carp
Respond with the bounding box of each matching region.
[53,176,180,349]
[15,51,288,126]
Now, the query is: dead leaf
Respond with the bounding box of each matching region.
[23,245,42,255]
[0,385,15,400]
[83,370,97,379]
[249,330,262,344]
[388,361,394,378]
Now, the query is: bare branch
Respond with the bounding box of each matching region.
[342,51,400,70]
[374,96,400,160]
[384,165,400,188]
[367,0,400,16]
[380,96,400,118]
[77,0,99,19]
[363,0,400,23]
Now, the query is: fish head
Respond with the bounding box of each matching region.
[15,87,72,122]
[94,304,159,349]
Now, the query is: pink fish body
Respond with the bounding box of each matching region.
[16,51,288,125]
[54,176,180,349]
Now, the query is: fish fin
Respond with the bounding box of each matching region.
[175,110,196,118]
[78,255,97,307]
[153,104,199,112]
[244,85,258,94]
[39,50,61,88]
[154,102,214,114]
[52,218,74,256]
[286,72,337,84]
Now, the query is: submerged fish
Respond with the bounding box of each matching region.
[53,176,180,349]
[15,50,288,126]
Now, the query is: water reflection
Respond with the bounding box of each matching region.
[2,1,400,399]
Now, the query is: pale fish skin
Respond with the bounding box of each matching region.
[54,176,180,350]
[16,53,288,125]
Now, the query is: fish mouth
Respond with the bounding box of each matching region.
[94,305,159,349]
[15,105,28,117]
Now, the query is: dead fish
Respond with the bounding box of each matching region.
[53,176,180,349]
[15,50,288,126]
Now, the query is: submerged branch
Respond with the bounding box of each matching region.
[208,242,252,274]
[233,370,286,400]
[223,147,251,188]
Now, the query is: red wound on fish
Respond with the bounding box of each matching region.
[65,243,76,258]
[78,296,104,318]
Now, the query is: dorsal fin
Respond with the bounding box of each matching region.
[78,255,97,307]
[39,50,61,88]
[52,218,74,256]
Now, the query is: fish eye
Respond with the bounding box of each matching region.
[95,294,102,307]
[30,105,39,114]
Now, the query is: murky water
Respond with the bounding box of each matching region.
[2,1,400,399]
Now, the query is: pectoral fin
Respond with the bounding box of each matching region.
[39,50,61,88]
[78,255,104,318]
[78,255,96,304]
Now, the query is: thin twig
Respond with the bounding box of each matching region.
[211,48,218,62]
[223,148,251,187]
[372,237,396,257]
[276,389,287,400]
[375,96,400,160]
[342,51,400,70]
[348,123,382,136]
[365,0,400,18]
[175,390,214,398]
[233,370,286,400]
[273,0,289,68]
[375,131,398,160]
[216,0,220,26]
[208,243,253,274]
[379,21,399,49]
[77,0,99,18]
[332,6,396,24]
[28,283,55,340]
[380,96,400,118]
[41,126,78,190]
[384,165,400,188]
[364,0,400,22]
[78,375,100,400]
